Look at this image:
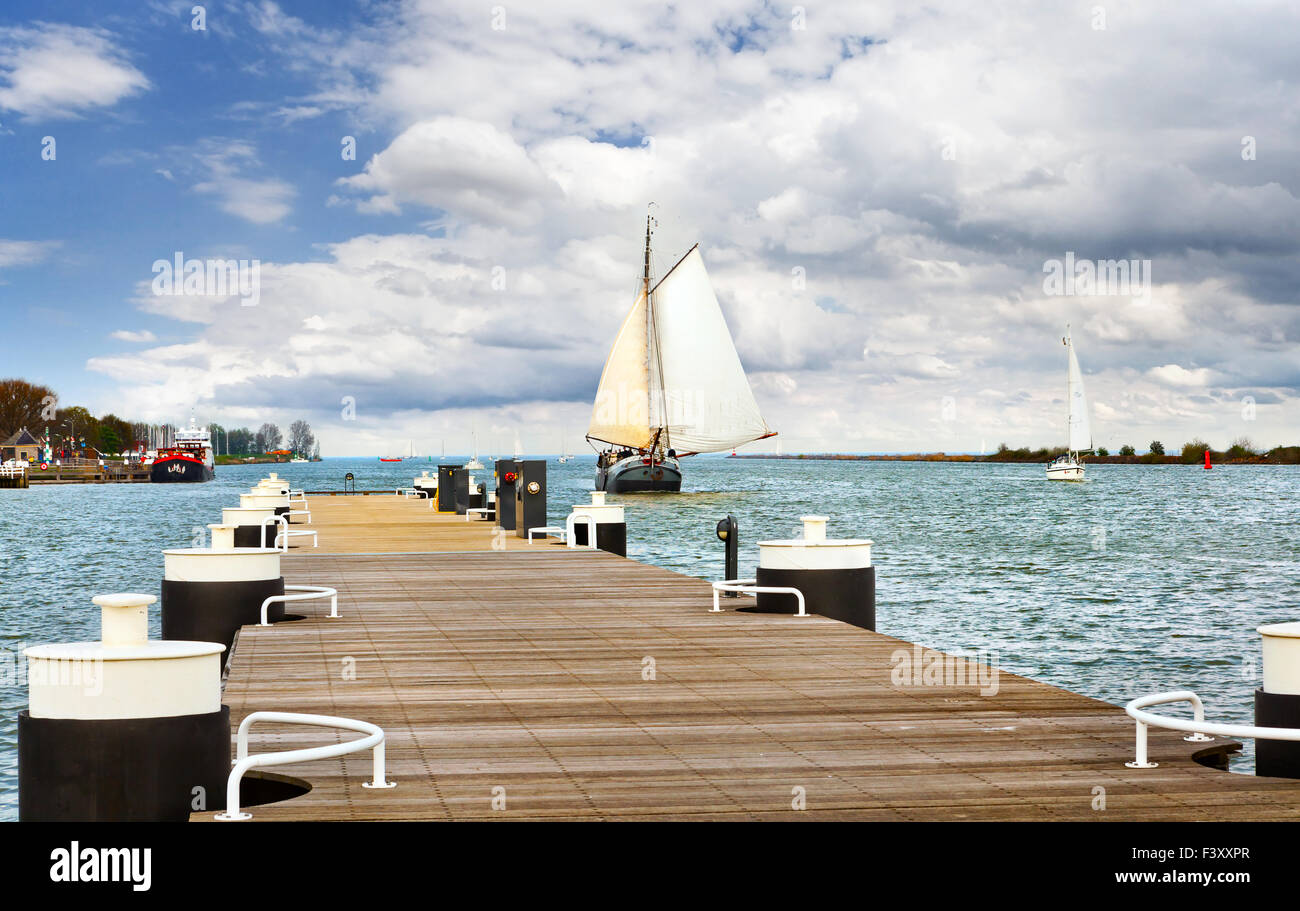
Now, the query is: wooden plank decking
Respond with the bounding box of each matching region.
[204,495,1300,821]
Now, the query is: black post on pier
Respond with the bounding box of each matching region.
[717,514,738,595]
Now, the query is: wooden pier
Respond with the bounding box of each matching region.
[203,496,1300,821]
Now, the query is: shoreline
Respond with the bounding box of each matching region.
[729,452,1300,465]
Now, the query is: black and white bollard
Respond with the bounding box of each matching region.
[569,491,627,556]
[19,593,229,820]
[1256,623,1300,778]
[513,459,547,538]
[243,485,290,518]
[161,524,286,654]
[754,516,875,630]
[413,470,437,499]
[223,504,280,548]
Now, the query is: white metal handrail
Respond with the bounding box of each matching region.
[215,711,394,820]
[465,507,491,521]
[260,584,339,625]
[565,513,597,549]
[0,464,26,477]
[529,525,566,543]
[1124,689,1300,768]
[710,579,807,616]
[287,507,311,523]
[275,528,319,549]
[260,514,289,552]
[396,487,420,498]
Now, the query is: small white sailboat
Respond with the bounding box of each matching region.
[587,210,776,491]
[1047,326,1092,481]
[465,425,484,470]
[558,430,571,463]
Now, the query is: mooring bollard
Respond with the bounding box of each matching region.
[19,593,229,820]
[570,490,627,556]
[1256,622,1300,778]
[753,515,875,630]
[161,523,285,654]
[223,504,280,547]
[243,484,290,517]
[717,514,738,597]
[413,470,437,499]
[496,460,520,530]
[514,459,547,538]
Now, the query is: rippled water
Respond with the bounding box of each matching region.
[4,456,1298,818]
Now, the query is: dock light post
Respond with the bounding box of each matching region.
[717,515,738,596]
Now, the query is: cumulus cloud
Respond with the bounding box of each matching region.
[0,23,149,118]
[89,1,1300,452]
[109,329,158,343]
[191,139,294,224]
[0,239,59,268]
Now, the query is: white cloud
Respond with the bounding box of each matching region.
[0,24,149,118]
[191,139,294,224]
[109,329,158,343]
[0,239,59,268]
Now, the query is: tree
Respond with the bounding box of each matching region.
[0,378,57,439]
[1180,439,1210,464]
[1226,437,1258,460]
[1119,444,1136,457]
[1096,446,1109,457]
[287,419,315,457]
[256,422,282,452]
[227,427,254,454]
[1149,440,1165,456]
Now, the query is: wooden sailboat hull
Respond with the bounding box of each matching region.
[596,455,682,493]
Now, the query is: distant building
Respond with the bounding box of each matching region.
[1,428,41,463]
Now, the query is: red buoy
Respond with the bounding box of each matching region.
[1204,449,1212,470]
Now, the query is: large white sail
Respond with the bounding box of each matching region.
[587,288,656,449]
[649,246,771,453]
[1066,336,1092,453]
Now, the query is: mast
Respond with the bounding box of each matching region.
[644,207,669,454]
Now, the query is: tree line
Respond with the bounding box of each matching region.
[1,378,319,459]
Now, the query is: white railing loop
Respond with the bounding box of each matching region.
[710,579,807,616]
[275,528,319,549]
[528,526,566,543]
[260,514,289,552]
[260,585,339,625]
[1124,689,1300,769]
[565,513,598,549]
[215,711,394,821]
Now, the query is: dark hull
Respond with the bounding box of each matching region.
[150,457,214,482]
[596,457,682,493]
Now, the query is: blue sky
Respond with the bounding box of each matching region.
[2,1,1298,455]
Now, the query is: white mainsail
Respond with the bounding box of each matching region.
[1066,334,1092,454]
[587,245,772,454]
[650,247,771,453]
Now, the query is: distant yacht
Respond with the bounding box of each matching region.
[587,211,775,492]
[465,426,484,470]
[558,430,571,463]
[1047,327,1092,481]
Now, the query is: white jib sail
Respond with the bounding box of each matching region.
[587,287,656,449]
[649,247,771,453]
[1066,338,1092,453]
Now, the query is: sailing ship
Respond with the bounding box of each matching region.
[1046,326,1092,481]
[149,417,214,482]
[558,431,571,463]
[587,212,775,492]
